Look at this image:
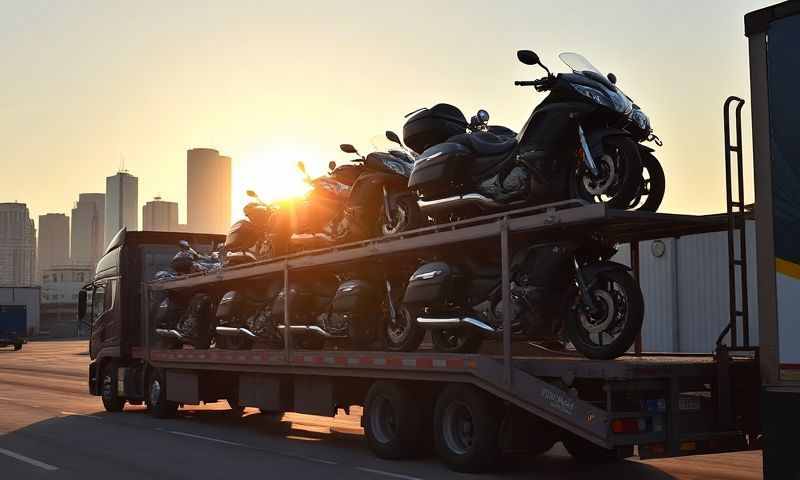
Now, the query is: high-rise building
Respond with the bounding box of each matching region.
[71,193,105,268]
[142,197,179,232]
[37,213,70,281]
[0,203,37,286]
[187,148,231,234]
[105,171,138,246]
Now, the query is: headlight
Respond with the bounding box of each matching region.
[572,84,614,110]
[630,109,651,132]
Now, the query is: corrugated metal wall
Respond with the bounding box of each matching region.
[612,221,757,353]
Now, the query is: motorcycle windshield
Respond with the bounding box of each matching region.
[558,52,603,76]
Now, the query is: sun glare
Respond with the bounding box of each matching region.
[231,143,325,221]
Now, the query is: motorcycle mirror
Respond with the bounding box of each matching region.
[296,161,307,174]
[179,240,190,249]
[328,160,337,171]
[517,50,540,66]
[477,109,490,123]
[246,190,257,198]
[385,131,402,145]
[340,144,358,155]
[607,72,617,84]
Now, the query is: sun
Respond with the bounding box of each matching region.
[231,143,327,221]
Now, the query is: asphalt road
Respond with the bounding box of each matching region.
[0,341,762,479]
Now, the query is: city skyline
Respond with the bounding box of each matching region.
[0,0,776,225]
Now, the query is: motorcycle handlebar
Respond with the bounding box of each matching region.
[515,76,554,91]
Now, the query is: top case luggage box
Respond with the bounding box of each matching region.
[403,103,467,154]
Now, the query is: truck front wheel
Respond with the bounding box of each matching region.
[101,364,125,412]
[147,370,178,419]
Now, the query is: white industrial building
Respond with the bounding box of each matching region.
[0,203,37,287]
[613,220,757,353]
[105,171,138,247]
[0,286,40,335]
[37,213,70,281]
[187,148,231,234]
[143,197,179,232]
[71,193,105,268]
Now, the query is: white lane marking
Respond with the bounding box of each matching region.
[287,454,337,465]
[164,430,246,447]
[61,411,102,419]
[355,467,423,480]
[0,396,20,402]
[0,447,59,471]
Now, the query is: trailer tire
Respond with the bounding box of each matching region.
[101,363,125,412]
[562,434,631,463]
[364,381,423,459]
[147,370,178,419]
[434,384,501,472]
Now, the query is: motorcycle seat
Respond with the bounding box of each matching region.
[448,131,517,156]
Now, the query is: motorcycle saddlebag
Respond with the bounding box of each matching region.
[215,290,243,320]
[154,295,185,329]
[403,103,468,154]
[409,142,473,199]
[331,280,379,316]
[402,262,459,313]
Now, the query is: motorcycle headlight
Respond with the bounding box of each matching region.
[573,84,614,110]
[383,159,410,176]
[630,109,651,132]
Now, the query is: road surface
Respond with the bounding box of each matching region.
[0,341,762,479]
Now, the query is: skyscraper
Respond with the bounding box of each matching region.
[37,213,70,281]
[105,171,138,246]
[0,203,37,286]
[142,197,179,232]
[71,193,105,267]
[187,148,231,234]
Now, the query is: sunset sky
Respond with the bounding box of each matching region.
[0,0,772,226]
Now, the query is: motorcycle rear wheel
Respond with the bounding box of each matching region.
[569,136,643,209]
[565,267,643,360]
[431,327,483,354]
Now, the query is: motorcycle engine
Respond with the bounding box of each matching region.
[477,165,530,202]
[323,312,349,336]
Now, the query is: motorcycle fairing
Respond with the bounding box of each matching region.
[365,152,413,177]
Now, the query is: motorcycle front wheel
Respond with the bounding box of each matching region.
[385,307,425,352]
[377,193,423,237]
[565,267,643,360]
[629,151,665,212]
[569,136,643,209]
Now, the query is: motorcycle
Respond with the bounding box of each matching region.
[403,50,664,223]
[268,133,422,256]
[221,191,276,263]
[212,269,406,351]
[396,238,644,360]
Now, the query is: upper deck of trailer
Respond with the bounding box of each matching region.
[149,201,729,292]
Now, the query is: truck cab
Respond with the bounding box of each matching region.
[79,228,224,409]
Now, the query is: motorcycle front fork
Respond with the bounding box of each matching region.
[577,124,600,177]
[572,257,597,314]
[381,185,394,226]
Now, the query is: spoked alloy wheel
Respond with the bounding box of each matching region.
[386,307,425,352]
[378,194,422,237]
[566,268,644,360]
[570,136,643,209]
[627,150,665,212]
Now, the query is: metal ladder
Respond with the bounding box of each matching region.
[717,96,750,349]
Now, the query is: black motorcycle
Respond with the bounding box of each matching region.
[268,133,422,255]
[396,238,644,360]
[403,50,664,222]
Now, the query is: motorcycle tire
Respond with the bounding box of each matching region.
[565,267,644,360]
[569,136,643,209]
[376,193,423,238]
[635,151,665,212]
[431,327,483,354]
[386,307,425,352]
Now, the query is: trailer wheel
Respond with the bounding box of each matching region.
[101,363,125,412]
[562,433,631,463]
[364,381,423,459]
[434,384,501,472]
[147,370,178,419]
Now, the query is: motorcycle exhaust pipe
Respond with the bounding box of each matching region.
[215,326,257,338]
[416,317,496,333]
[155,328,184,339]
[276,325,347,338]
[418,193,526,216]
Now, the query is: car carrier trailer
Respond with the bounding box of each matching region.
[83,199,763,473]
